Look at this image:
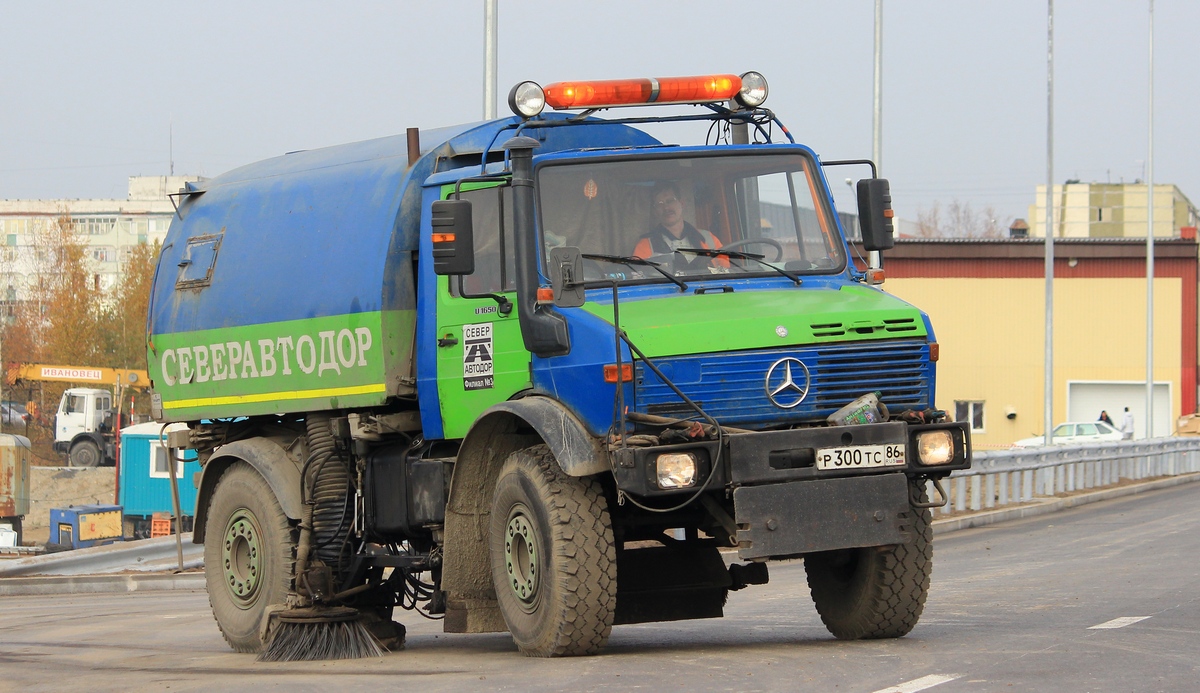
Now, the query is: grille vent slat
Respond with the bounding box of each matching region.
[635,339,931,427]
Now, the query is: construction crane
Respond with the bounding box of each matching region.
[5,363,150,467]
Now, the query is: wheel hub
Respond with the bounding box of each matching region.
[222,509,262,607]
[505,510,539,605]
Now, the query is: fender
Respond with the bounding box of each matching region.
[440,395,607,634]
[463,396,607,477]
[192,437,303,543]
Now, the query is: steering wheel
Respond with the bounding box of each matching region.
[719,237,784,263]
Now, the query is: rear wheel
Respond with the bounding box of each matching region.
[489,445,616,657]
[203,463,297,652]
[68,440,101,468]
[804,482,932,640]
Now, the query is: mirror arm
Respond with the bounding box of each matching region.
[455,275,513,316]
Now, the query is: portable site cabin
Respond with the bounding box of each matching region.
[0,434,31,547]
[118,422,199,536]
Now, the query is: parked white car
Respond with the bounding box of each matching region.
[1011,421,1125,448]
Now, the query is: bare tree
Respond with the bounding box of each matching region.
[915,199,1012,238]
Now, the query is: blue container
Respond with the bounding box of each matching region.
[49,504,123,549]
[117,422,199,521]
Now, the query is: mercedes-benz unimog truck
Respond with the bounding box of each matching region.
[148,72,971,657]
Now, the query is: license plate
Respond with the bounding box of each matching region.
[816,443,906,471]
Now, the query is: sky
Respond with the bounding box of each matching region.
[0,1,1195,227]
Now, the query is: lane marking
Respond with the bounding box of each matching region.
[1089,616,1151,629]
[872,673,962,693]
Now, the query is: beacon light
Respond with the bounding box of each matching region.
[541,74,742,110]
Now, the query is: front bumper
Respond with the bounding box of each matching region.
[610,420,970,560]
[610,420,971,497]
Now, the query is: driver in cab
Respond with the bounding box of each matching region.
[633,182,729,272]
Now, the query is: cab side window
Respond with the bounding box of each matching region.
[450,185,515,296]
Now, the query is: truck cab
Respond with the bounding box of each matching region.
[53,387,113,467]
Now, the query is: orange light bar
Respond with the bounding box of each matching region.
[543,74,742,110]
[432,233,456,243]
[603,363,634,383]
[929,342,940,362]
[536,287,555,303]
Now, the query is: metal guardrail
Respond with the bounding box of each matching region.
[0,533,203,578]
[931,437,1200,516]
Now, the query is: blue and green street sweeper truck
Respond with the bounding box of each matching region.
[148,72,971,658]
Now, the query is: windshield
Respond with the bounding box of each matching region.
[536,152,845,285]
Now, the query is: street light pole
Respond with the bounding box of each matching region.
[483,0,498,120]
[1044,0,1055,443]
[1145,0,1155,438]
[869,0,883,270]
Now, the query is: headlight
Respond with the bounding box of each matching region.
[736,71,769,108]
[508,81,545,118]
[916,430,955,465]
[656,452,698,489]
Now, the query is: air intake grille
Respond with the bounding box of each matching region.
[635,339,932,427]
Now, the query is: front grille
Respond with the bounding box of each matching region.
[634,339,931,427]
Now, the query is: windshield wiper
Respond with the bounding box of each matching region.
[581,253,688,292]
[673,247,802,286]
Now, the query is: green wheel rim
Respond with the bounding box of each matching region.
[504,506,540,610]
[222,508,263,608]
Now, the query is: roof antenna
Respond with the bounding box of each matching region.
[169,122,174,176]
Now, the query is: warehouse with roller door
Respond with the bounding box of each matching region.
[875,234,1197,448]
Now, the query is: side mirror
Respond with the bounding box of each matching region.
[856,178,895,252]
[431,199,475,276]
[549,246,585,308]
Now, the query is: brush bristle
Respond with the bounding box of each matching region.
[258,618,385,662]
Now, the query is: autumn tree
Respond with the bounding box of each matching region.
[0,210,162,455]
[105,240,159,371]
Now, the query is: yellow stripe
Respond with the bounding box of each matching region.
[162,383,387,410]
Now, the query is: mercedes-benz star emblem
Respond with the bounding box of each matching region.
[764,357,810,409]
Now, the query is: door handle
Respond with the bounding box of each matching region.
[437,334,458,348]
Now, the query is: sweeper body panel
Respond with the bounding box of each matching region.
[148,73,971,659]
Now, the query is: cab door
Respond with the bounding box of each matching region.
[56,392,87,442]
[434,182,530,438]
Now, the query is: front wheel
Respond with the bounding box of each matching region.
[68,440,101,468]
[203,462,297,652]
[804,482,932,640]
[489,445,616,657]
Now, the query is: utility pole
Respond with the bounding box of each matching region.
[483,0,498,120]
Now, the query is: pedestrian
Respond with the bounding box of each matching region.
[1098,410,1113,426]
[1120,407,1134,440]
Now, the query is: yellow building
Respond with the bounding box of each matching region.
[1029,182,1198,238]
[878,238,1197,448]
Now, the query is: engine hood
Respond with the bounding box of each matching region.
[577,284,927,358]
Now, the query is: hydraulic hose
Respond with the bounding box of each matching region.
[305,413,353,577]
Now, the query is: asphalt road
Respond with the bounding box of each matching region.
[2,483,1198,693]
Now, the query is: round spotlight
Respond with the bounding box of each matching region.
[508,81,545,118]
[736,71,769,108]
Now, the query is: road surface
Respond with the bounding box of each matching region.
[1,483,1197,693]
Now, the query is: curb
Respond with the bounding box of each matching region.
[931,472,1200,534]
[3,473,1197,596]
[0,571,205,596]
